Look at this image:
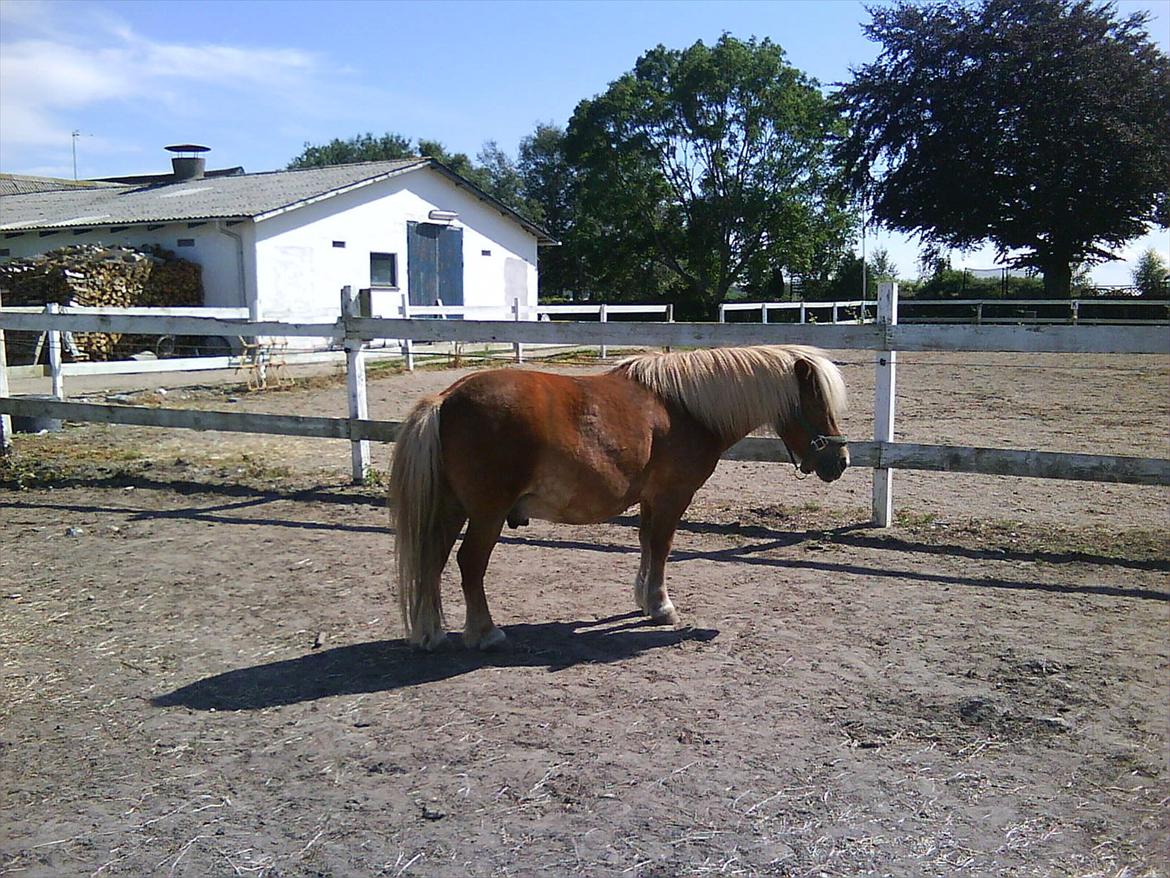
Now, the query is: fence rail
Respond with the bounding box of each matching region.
[721,297,1170,326]
[3,396,1165,488]
[3,285,1169,527]
[395,300,672,364]
[3,308,1167,354]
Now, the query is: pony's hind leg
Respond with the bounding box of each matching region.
[457,514,508,650]
[410,504,466,651]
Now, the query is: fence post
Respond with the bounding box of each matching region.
[665,303,674,352]
[400,292,414,372]
[513,299,524,363]
[832,302,839,324]
[599,303,608,359]
[873,281,899,527]
[0,289,11,453]
[341,286,370,484]
[761,303,768,325]
[799,303,807,324]
[47,303,64,400]
[1071,300,1079,325]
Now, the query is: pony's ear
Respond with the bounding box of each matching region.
[794,357,822,400]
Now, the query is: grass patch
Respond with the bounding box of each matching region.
[895,509,940,529]
[0,450,70,490]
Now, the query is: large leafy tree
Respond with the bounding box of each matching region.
[475,141,527,212]
[415,139,485,187]
[839,0,1170,296]
[287,132,413,168]
[565,35,853,316]
[287,133,486,185]
[516,124,586,295]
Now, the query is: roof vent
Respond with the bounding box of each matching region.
[166,144,209,181]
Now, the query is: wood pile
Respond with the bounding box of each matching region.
[0,244,203,361]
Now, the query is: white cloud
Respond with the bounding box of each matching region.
[0,4,328,165]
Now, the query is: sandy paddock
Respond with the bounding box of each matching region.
[1,349,1167,876]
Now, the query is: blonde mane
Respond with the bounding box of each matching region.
[614,345,847,440]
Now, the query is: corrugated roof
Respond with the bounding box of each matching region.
[0,174,126,196]
[95,166,245,185]
[0,159,556,244]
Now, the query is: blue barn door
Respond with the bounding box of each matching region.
[407,222,463,307]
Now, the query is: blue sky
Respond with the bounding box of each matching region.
[2,0,1167,285]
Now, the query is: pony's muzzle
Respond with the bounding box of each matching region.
[813,444,849,482]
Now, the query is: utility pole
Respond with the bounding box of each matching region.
[72,130,81,180]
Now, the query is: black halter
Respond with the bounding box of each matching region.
[781,411,848,472]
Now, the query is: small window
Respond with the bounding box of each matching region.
[0,248,10,257]
[370,252,398,287]
[332,240,346,248]
[481,249,492,257]
[177,238,195,247]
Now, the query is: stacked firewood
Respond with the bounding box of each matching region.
[0,244,203,361]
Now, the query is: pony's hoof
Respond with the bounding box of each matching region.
[649,605,680,626]
[464,625,508,651]
[477,626,508,651]
[412,629,448,652]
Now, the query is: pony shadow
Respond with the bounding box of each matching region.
[0,479,390,536]
[150,614,718,711]
[9,472,388,508]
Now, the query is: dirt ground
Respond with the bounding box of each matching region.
[1,349,1168,877]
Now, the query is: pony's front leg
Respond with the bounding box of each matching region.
[637,499,684,625]
[457,515,508,650]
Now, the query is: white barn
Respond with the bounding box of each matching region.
[0,153,555,328]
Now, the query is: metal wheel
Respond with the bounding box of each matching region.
[197,336,232,358]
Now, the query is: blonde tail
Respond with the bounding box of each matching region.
[388,395,446,647]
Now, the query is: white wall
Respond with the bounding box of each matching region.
[251,168,540,324]
[0,222,250,310]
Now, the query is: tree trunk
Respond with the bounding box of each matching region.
[1041,255,1073,297]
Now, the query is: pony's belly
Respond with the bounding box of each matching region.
[520,487,636,525]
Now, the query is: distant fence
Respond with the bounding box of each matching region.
[3,285,1168,527]
[720,299,875,325]
[2,300,674,379]
[397,300,672,366]
[720,297,1170,326]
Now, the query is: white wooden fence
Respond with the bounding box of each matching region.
[2,284,1168,527]
[3,299,674,380]
[396,299,671,367]
[720,299,875,324]
[719,297,1170,326]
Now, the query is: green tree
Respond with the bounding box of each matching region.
[414,138,496,193]
[839,0,1170,297]
[565,34,853,317]
[1132,248,1170,297]
[287,132,413,168]
[517,124,572,230]
[516,124,585,296]
[475,141,527,211]
[868,246,898,283]
[287,133,487,188]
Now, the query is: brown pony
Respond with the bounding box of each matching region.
[388,344,849,651]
